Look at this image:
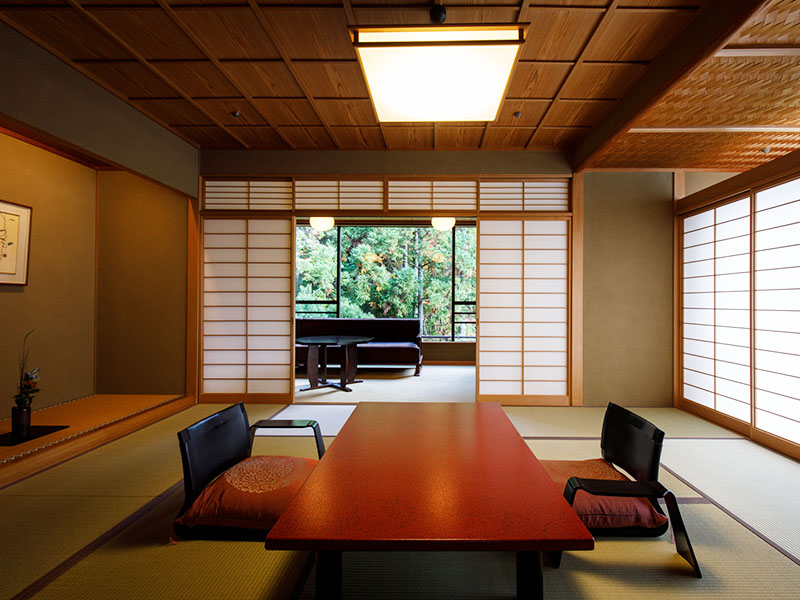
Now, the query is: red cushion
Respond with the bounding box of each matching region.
[540,458,668,529]
[176,455,317,531]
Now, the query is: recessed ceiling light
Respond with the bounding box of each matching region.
[351,24,527,122]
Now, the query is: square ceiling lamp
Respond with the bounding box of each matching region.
[351,23,528,122]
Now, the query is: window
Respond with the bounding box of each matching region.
[295,225,477,341]
[681,179,800,446]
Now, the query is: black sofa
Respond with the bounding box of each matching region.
[295,318,423,375]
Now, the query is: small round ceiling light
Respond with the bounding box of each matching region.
[309,216,335,232]
[430,2,446,24]
[431,217,456,231]
[762,147,771,154]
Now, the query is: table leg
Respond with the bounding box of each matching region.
[307,345,319,388]
[316,550,342,600]
[339,344,351,391]
[319,345,328,383]
[347,344,359,383]
[516,551,543,600]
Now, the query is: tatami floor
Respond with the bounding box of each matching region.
[1,366,798,599]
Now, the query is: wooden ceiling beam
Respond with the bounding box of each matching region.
[570,0,772,172]
[524,0,620,150]
[341,0,389,150]
[0,9,200,149]
[246,0,342,149]
[156,0,296,149]
[66,0,250,148]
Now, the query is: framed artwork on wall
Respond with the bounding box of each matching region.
[0,199,32,285]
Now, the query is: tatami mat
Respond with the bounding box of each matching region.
[294,365,475,403]
[505,406,742,439]
[0,404,286,600]
[662,438,800,562]
[295,505,800,599]
[30,490,312,600]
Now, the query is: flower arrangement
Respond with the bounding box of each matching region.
[13,331,40,408]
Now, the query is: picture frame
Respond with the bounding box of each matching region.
[0,199,32,285]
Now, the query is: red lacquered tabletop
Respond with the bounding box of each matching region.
[266,402,593,553]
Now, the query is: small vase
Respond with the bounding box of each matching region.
[11,405,31,442]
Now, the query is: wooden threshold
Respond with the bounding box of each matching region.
[0,394,194,489]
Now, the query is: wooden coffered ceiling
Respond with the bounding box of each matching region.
[1,0,797,171]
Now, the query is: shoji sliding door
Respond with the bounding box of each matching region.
[754,179,800,444]
[681,176,800,450]
[477,218,570,405]
[201,217,293,402]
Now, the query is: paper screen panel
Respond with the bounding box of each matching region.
[478,220,523,395]
[524,180,569,211]
[479,181,523,211]
[433,181,477,210]
[477,219,569,401]
[339,180,384,210]
[523,220,568,396]
[202,217,292,396]
[388,181,433,210]
[204,180,291,210]
[295,180,339,210]
[682,198,751,420]
[755,180,800,444]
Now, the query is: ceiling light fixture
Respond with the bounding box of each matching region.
[431,217,456,231]
[350,6,527,122]
[309,216,335,232]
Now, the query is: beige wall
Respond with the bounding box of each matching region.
[583,172,674,407]
[0,133,96,411]
[95,172,187,394]
[685,172,736,196]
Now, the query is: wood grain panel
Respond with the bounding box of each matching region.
[78,61,177,98]
[87,6,205,60]
[329,126,385,149]
[250,99,321,126]
[507,62,572,98]
[560,62,648,98]
[226,126,290,149]
[383,126,434,149]
[520,7,601,61]
[494,99,549,126]
[260,7,355,60]
[584,9,697,61]
[293,61,369,98]
[528,127,586,150]
[131,98,213,126]
[279,126,336,149]
[541,99,614,127]
[1,7,130,60]
[436,127,484,150]
[195,98,270,126]
[482,127,536,149]
[315,99,377,126]
[172,6,281,59]
[154,61,241,97]
[221,61,304,97]
[173,125,244,147]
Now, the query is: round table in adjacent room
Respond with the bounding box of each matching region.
[296,335,373,392]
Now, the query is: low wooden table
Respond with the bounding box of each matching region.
[296,335,373,392]
[265,402,594,599]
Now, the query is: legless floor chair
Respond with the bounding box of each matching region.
[174,403,325,540]
[541,402,702,578]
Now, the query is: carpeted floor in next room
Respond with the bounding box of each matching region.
[1,367,798,599]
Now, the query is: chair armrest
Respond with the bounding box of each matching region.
[563,477,667,505]
[249,419,326,459]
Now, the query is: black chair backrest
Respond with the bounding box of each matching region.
[600,402,665,482]
[177,403,251,512]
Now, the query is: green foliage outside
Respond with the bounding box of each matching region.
[295,225,476,339]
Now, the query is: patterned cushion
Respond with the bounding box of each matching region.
[540,458,668,529]
[175,455,317,531]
